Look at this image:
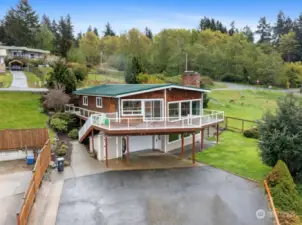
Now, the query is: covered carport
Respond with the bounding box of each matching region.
[8,60,24,71]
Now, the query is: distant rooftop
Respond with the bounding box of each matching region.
[0,46,50,54]
[73,84,210,97]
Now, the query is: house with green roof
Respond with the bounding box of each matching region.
[65,72,224,167]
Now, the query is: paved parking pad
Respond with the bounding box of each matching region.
[56,166,273,225]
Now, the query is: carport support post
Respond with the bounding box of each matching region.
[126,136,130,163]
[181,133,184,158]
[80,119,83,127]
[91,129,94,153]
[216,124,219,143]
[192,133,196,164]
[105,136,108,168]
[201,128,204,149]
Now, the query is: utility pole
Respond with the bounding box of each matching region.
[185,53,188,72]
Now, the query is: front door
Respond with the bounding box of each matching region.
[144,100,163,121]
[155,135,162,150]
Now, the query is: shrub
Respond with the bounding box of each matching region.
[200,76,214,88]
[50,118,68,132]
[258,94,302,180]
[51,112,78,131]
[64,160,70,167]
[68,63,88,81]
[243,127,259,139]
[203,93,210,108]
[277,211,301,225]
[56,144,67,156]
[266,160,302,214]
[43,89,70,112]
[68,129,78,139]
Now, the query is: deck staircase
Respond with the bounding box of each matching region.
[78,116,94,142]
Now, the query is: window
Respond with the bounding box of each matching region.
[192,100,201,116]
[168,102,179,121]
[96,97,103,108]
[83,96,88,106]
[122,100,142,116]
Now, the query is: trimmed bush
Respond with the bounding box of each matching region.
[50,118,68,132]
[51,112,78,131]
[68,129,78,139]
[266,160,302,214]
[56,144,67,156]
[243,127,259,139]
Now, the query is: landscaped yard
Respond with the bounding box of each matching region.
[196,90,286,181]
[0,92,48,129]
[0,71,12,88]
[196,131,271,181]
[24,72,43,88]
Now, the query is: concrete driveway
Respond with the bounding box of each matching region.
[0,170,32,225]
[10,71,28,88]
[56,167,273,225]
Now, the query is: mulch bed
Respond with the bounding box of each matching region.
[55,133,73,163]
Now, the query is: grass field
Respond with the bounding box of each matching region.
[0,71,12,88]
[0,92,48,129]
[208,90,285,129]
[196,90,286,181]
[79,73,124,87]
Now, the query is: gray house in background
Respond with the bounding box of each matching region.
[0,46,50,60]
[0,49,6,73]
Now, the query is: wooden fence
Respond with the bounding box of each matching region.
[225,116,257,132]
[0,128,48,151]
[16,139,51,225]
[264,180,280,225]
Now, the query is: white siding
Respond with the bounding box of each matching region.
[129,136,153,152]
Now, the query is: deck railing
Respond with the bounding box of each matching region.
[65,104,224,140]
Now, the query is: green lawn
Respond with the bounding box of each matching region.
[24,72,43,88]
[0,92,48,129]
[196,90,286,181]
[196,131,271,181]
[0,71,12,88]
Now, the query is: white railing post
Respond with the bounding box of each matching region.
[108,118,111,129]
[165,117,167,128]
[182,118,184,128]
[128,118,130,130]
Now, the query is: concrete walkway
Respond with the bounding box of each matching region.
[10,71,28,88]
[0,70,48,92]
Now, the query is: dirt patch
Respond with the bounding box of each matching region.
[0,159,33,175]
[55,133,73,164]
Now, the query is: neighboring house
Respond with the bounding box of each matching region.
[65,72,224,166]
[0,46,50,60]
[0,49,6,73]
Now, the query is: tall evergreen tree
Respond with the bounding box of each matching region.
[75,32,82,48]
[273,11,293,44]
[1,0,39,46]
[55,15,74,57]
[124,56,142,84]
[93,27,99,36]
[242,25,254,42]
[256,17,272,44]
[103,22,116,36]
[144,27,153,40]
[41,14,52,30]
[293,13,302,61]
[228,21,238,36]
[87,25,92,32]
[199,17,227,33]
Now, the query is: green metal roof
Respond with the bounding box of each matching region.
[73,84,209,97]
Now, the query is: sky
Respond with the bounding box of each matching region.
[0,0,302,35]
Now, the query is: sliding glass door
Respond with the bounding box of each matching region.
[168,99,202,121]
[144,100,163,121]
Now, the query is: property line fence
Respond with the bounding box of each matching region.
[225,116,257,132]
[16,139,51,225]
[0,128,48,151]
[264,180,280,225]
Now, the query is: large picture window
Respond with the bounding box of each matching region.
[168,99,202,120]
[192,100,201,116]
[122,100,142,116]
[168,102,179,121]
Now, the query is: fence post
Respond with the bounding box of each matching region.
[225,117,228,130]
[242,120,244,133]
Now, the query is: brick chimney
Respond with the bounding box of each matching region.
[182,71,200,88]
